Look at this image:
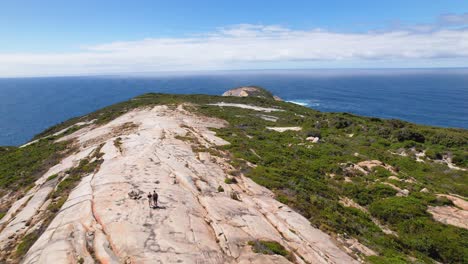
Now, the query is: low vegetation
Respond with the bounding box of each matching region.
[224,177,238,184]
[113,137,123,152]
[46,174,59,181]
[15,231,40,258]
[0,139,69,191]
[248,240,293,260]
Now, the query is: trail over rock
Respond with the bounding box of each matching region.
[2,105,356,264]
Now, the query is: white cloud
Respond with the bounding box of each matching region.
[438,13,468,26]
[1,24,468,77]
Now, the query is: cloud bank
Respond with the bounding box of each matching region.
[438,13,468,26]
[1,23,468,77]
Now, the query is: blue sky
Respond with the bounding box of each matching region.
[1,1,468,77]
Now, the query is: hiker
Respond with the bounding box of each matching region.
[153,190,158,208]
[147,192,153,208]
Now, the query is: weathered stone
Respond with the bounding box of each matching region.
[209,103,283,112]
[306,136,319,143]
[420,188,429,193]
[267,127,302,132]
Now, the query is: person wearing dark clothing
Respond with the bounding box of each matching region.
[147,192,153,208]
[153,190,158,208]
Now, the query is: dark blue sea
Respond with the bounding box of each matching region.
[1,69,467,146]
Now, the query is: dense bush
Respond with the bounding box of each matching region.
[224,177,238,184]
[429,131,467,147]
[248,240,292,260]
[305,128,321,138]
[332,117,353,129]
[396,218,468,263]
[16,232,39,257]
[0,140,68,191]
[369,197,428,225]
[376,127,392,138]
[425,148,443,160]
[452,151,468,167]
[387,119,407,129]
[395,129,425,143]
[345,184,397,206]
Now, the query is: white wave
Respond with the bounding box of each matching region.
[287,100,309,106]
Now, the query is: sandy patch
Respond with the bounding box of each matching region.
[267,127,302,132]
[209,102,283,112]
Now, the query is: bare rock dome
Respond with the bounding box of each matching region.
[222,86,282,101]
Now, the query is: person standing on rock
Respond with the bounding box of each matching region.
[153,190,158,208]
[147,192,153,208]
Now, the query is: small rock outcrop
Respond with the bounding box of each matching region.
[306,136,320,143]
[222,86,282,101]
[428,194,468,229]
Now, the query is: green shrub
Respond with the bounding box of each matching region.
[411,192,453,207]
[395,129,425,143]
[275,193,290,204]
[452,151,468,167]
[376,127,392,138]
[0,140,68,191]
[429,131,467,147]
[371,167,392,178]
[46,174,59,181]
[47,196,67,213]
[387,119,406,129]
[367,255,409,264]
[248,240,292,259]
[224,177,238,184]
[425,148,443,160]
[346,184,398,206]
[396,218,468,263]
[332,117,352,129]
[369,197,428,225]
[305,129,321,138]
[113,137,123,152]
[16,231,40,257]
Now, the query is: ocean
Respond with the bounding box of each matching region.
[0,69,467,146]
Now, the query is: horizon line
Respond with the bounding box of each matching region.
[1,67,468,79]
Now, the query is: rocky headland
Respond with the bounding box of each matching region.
[0,88,466,264]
